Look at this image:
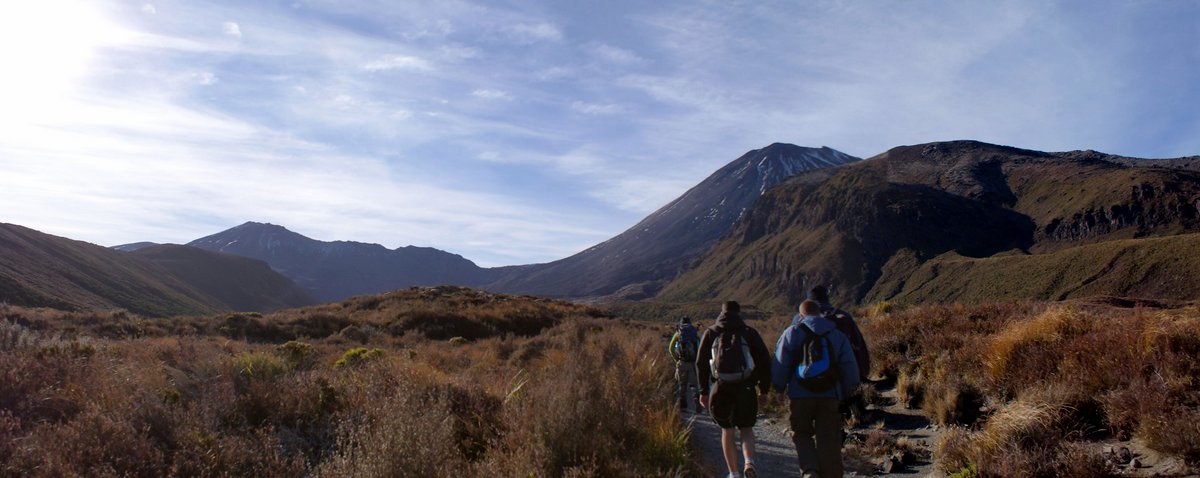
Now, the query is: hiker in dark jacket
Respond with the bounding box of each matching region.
[774,299,861,477]
[668,316,701,412]
[696,301,772,478]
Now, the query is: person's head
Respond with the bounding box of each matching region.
[806,285,830,303]
[722,301,740,314]
[799,300,822,317]
[679,316,691,327]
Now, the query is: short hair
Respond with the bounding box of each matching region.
[807,285,830,303]
[722,300,740,314]
[799,300,822,316]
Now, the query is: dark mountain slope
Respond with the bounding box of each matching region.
[484,144,859,299]
[660,141,1200,310]
[0,224,221,316]
[188,222,494,303]
[131,244,315,312]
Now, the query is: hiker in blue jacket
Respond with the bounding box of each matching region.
[773,299,860,477]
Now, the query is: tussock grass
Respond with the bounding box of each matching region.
[0,288,700,477]
[868,300,1200,475]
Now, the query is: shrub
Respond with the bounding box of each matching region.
[276,340,315,371]
[232,351,288,380]
[334,347,384,368]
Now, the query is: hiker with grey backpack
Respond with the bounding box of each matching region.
[773,299,861,477]
[668,316,701,412]
[696,301,772,478]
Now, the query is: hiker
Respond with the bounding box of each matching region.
[801,285,870,420]
[798,285,870,382]
[697,301,772,478]
[668,316,701,412]
[773,299,861,477]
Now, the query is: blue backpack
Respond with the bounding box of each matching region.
[795,324,837,392]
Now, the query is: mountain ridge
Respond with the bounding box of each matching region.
[659,140,1200,310]
[187,221,495,302]
[0,223,312,316]
[482,143,860,299]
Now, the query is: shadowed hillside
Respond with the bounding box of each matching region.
[0,224,312,316]
[188,222,498,303]
[132,244,315,312]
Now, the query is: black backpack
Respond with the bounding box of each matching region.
[794,323,838,392]
[710,327,755,383]
[674,325,699,362]
[824,308,869,380]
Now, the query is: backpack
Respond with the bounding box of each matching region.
[674,325,699,362]
[710,327,755,383]
[824,308,870,380]
[794,323,838,392]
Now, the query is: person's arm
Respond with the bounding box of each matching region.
[695,329,713,395]
[835,332,861,400]
[771,327,794,394]
[841,311,871,380]
[668,332,680,361]
[746,328,771,395]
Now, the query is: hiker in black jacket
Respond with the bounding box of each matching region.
[696,301,772,478]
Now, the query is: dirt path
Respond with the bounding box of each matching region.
[688,382,944,477]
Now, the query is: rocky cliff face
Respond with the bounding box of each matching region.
[660,141,1200,310]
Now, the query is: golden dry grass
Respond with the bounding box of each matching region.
[0,289,701,478]
[867,300,1200,476]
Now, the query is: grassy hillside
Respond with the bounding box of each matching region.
[868,233,1200,305]
[0,287,699,477]
[0,223,222,316]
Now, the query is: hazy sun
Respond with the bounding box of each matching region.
[0,0,123,124]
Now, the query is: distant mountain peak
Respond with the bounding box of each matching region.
[187,222,489,302]
[484,143,860,298]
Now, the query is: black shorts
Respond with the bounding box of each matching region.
[708,381,758,429]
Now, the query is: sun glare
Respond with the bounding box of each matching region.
[0,0,121,125]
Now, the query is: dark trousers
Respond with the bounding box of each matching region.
[789,398,843,478]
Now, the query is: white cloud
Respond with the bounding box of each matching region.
[439,44,479,61]
[196,71,217,85]
[141,4,156,15]
[471,89,511,100]
[507,22,563,42]
[222,21,241,38]
[570,101,624,115]
[362,54,433,71]
[592,43,642,64]
[0,93,600,267]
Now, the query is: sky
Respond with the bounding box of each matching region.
[1,1,1198,267]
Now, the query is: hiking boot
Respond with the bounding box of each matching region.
[743,462,757,478]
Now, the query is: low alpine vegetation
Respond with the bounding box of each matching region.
[0,288,700,477]
[865,300,1200,476]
